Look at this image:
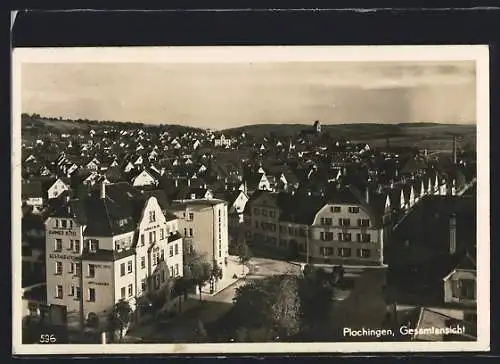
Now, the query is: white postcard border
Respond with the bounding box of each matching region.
[12,45,490,355]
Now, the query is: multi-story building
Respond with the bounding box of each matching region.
[243,186,390,266]
[44,182,184,330]
[134,196,183,299]
[170,199,229,272]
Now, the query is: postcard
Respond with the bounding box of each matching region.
[12,45,490,355]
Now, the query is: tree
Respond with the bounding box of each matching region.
[209,260,223,293]
[231,275,301,341]
[237,242,252,275]
[108,299,132,342]
[184,251,212,301]
[298,268,336,334]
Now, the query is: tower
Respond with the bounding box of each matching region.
[452,136,457,165]
[314,120,321,134]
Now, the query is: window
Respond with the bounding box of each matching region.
[61,220,67,228]
[69,240,74,250]
[175,244,179,255]
[320,217,333,226]
[127,260,133,273]
[74,240,80,252]
[149,232,153,244]
[128,284,133,297]
[88,239,99,252]
[320,247,334,256]
[55,219,60,228]
[149,210,156,223]
[88,264,95,278]
[76,286,81,299]
[321,232,334,241]
[160,249,165,260]
[357,249,371,258]
[116,243,121,251]
[358,219,370,227]
[339,218,351,227]
[141,256,146,269]
[75,263,81,276]
[453,279,476,300]
[254,208,260,215]
[55,261,63,274]
[189,212,194,221]
[69,220,73,229]
[70,285,75,296]
[56,285,63,298]
[160,228,164,240]
[331,206,341,213]
[348,206,360,213]
[120,263,125,276]
[184,228,187,236]
[175,264,179,276]
[189,228,193,237]
[121,287,126,299]
[170,266,175,278]
[338,233,352,242]
[140,234,145,246]
[338,248,352,257]
[361,234,371,242]
[169,245,173,257]
[55,239,62,252]
[141,279,146,292]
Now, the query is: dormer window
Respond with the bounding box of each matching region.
[85,239,99,253]
[149,210,156,223]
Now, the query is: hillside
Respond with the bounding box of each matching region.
[223,122,476,152]
[20,114,206,134]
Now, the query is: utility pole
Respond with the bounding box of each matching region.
[306,226,310,265]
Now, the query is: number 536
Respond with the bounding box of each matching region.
[40,334,56,343]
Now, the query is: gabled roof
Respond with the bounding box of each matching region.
[411,308,477,341]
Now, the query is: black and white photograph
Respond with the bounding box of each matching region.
[11,45,490,354]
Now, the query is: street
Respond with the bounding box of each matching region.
[126,257,301,343]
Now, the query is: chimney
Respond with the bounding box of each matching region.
[100,181,106,199]
[449,213,457,255]
[452,136,457,164]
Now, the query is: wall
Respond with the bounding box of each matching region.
[309,203,384,265]
[443,269,477,306]
[82,259,115,322]
[45,216,84,313]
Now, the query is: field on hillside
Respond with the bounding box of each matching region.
[225,123,476,152]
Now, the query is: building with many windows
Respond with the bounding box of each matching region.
[169,199,229,273]
[243,186,390,266]
[44,182,184,330]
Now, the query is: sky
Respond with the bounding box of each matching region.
[21,61,476,130]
